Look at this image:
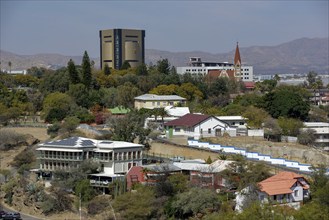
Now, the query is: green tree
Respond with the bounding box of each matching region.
[39,68,70,94]
[116,82,141,108]
[113,186,157,220]
[67,83,90,108]
[8,61,12,73]
[209,77,229,96]
[157,58,171,75]
[103,63,111,75]
[221,156,271,190]
[234,93,263,107]
[294,202,329,220]
[82,51,92,88]
[177,82,204,101]
[150,84,179,95]
[109,110,150,143]
[169,187,220,219]
[61,116,80,133]
[11,148,35,169]
[242,106,269,128]
[206,156,213,164]
[42,92,74,122]
[120,60,131,70]
[263,117,282,141]
[75,179,96,202]
[67,59,80,84]
[135,63,148,76]
[255,79,277,93]
[262,86,310,120]
[277,117,303,136]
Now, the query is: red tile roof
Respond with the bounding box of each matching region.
[164,113,211,127]
[243,81,255,89]
[258,171,308,196]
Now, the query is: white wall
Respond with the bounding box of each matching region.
[248,129,264,137]
[187,139,313,172]
[291,185,303,202]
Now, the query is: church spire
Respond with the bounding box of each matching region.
[234,42,241,80]
[234,42,241,65]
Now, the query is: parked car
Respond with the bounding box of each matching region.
[3,212,21,220]
[0,210,7,219]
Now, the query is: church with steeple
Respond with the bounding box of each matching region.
[176,43,254,84]
[234,42,242,79]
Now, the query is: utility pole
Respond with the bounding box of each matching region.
[79,193,82,220]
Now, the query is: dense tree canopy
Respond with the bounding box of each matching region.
[262,86,310,120]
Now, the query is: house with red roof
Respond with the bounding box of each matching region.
[235,171,310,212]
[258,171,310,204]
[164,113,236,139]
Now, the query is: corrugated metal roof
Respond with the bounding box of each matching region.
[135,94,186,101]
[164,113,211,127]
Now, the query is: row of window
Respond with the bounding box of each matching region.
[151,101,175,106]
[39,150,142,161]
[39,151,83,160]
[40,161,79,170]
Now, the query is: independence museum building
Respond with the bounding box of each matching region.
[99,28,145,70]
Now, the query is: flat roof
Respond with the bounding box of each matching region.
[135,94,186,101]
[89,173,125,177]
[36,147,83,152]
[217,116,247,120]
[97,141,143,149]
[304,122,329,127]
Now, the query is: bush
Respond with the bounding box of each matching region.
[0,129,26,150]
[87,195,110,215]
[298,129,316,146]
[11,149,35,168]
[47,122,61,137]
[41,187,73,215]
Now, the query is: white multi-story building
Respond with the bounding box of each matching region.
[176,59,253,82]
[176,43,253,82]
[303,122,329,148]
[36,137,144,190]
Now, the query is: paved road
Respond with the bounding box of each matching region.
[0,203,42,220]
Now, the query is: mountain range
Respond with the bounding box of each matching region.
[0,37,328,75]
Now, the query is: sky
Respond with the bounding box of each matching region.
[1,1,328,58]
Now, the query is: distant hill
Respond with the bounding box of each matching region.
[1,37,328,75]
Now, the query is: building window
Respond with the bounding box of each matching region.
[239,122,244,125]
[294,190,299,197]
[208,128,211,134]
[175,128,180,132]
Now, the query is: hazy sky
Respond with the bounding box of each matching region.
[1,1,328,58]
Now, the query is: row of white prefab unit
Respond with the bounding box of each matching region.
[187,140,312,172]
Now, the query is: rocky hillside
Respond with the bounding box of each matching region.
[1,37,328,75]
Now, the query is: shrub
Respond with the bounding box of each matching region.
[298,129,316,146]
[87,196,110,215]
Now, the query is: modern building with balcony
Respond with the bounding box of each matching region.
[36,137,144,190]
[303,122,329,148]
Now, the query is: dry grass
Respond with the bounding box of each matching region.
[4,127,49,142]
[151,136,329,166]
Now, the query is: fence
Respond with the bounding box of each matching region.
[187,139,312,172]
